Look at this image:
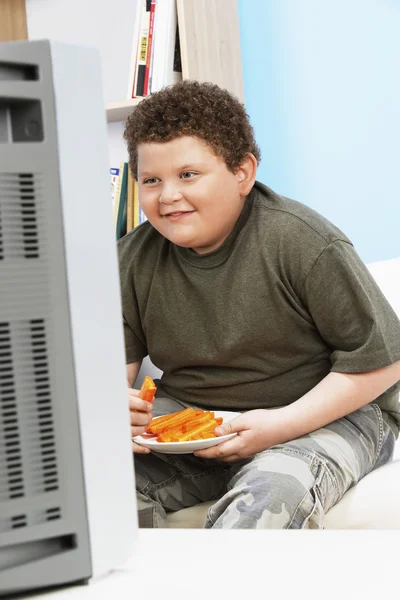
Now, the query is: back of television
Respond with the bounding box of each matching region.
[0,37,137,597]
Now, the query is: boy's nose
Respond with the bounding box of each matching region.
[159,183,183,204]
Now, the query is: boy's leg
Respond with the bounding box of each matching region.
[205,403,396,529]
[134,393,230,527]
[135,452,230,527]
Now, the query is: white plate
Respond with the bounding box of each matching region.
[133,410,240,454]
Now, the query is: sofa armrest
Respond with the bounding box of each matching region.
[135,356,163,388]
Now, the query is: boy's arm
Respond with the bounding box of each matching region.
[127,360,143,388]
[195,360,400,461]
[279,359,400,442]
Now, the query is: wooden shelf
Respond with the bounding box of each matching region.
[106,98,143,123]
[0,0,28,42]
[105,0,244,123]
[177,0,244,102]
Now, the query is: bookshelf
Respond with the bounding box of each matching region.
[2,0,244,124]
[177,0,244,102]
[0,0,27,41]
[106,98,142,123]
[106,0,244,123]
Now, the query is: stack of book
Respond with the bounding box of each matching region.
[111,164,147,240]
[127,0,182,98]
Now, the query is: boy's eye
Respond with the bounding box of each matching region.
[143,177,159,185]
[180,171,196,179]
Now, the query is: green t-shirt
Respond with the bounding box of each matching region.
[118,181,400,430]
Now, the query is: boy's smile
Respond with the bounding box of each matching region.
[161,209,196,221]
[137,136,254,254]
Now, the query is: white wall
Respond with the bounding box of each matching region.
[26,0,138,104]
[108,121,129,168]
[26,0,136,167]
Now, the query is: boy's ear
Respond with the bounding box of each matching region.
[236,153,258,196]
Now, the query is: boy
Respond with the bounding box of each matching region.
[118,80,400,528]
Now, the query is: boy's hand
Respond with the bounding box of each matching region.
[128,387,153,454]
[194,409,286,462]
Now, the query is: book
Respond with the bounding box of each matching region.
[116,162,128,240]
[133,180,140,228]
[148,3,157,93]
[150,0,182,93]
[143,0,156,96]
[126,166,135,232]
[127,0,143,99]
[110,167,120,212]
[133,0,151,97]
[113,162,124,229]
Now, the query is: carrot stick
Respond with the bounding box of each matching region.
[178,420,220,442]
[146,408,225,442]
[156,423,188,441]
[156,417,212,442]
[179,412,215,430]
[138,376,157,403]
[146,408,189,430]
[147,408,203,434]
[157,428,184,443]
[146,409,194,433]
[154,413,201,433]
[157,413,217,441]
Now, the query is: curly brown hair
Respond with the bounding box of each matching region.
[123,80,261,179]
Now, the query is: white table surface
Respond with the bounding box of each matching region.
[8,529,400,600]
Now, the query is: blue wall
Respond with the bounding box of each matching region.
[238,1,400,263]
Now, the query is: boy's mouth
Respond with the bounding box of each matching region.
[162,210,195,219]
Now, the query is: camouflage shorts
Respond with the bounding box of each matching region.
[134,397,396,529]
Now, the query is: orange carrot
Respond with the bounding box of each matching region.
[155,413,219,442]
[138,376,157,403]
[145,408,224,442]
[147,408,202,434]
[178,420,220,442]
[146,408,190,431]
[150,408,187,424]
[179,412,215,430]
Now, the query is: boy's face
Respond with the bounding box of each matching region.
[137,136,248,254]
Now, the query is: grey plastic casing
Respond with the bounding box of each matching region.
[0,40,137,596]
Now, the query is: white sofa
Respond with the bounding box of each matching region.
[136,257,400,528]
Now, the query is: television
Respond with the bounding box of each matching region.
[0,40,137,596]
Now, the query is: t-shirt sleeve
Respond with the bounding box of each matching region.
[123,314,147,364]
[299,240,400,373]
[117,240,148,365]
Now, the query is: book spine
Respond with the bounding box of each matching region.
[149,0,179,94]
[113,162,124,228]
[148,1,157,94]
[116,163,128,240]
[133,181,140,228]
[143,0,156,96]
[110,167,120,211]
[127,0,144,98]
[134,0,151,97]
[127,167,134,232]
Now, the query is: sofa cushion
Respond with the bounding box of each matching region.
[166,501,212,529]
[323,458,400,529]
[367,257,400,316]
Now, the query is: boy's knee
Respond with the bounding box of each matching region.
[209,449,329,529]
[136,491,169,528]
[136,492,155,528]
